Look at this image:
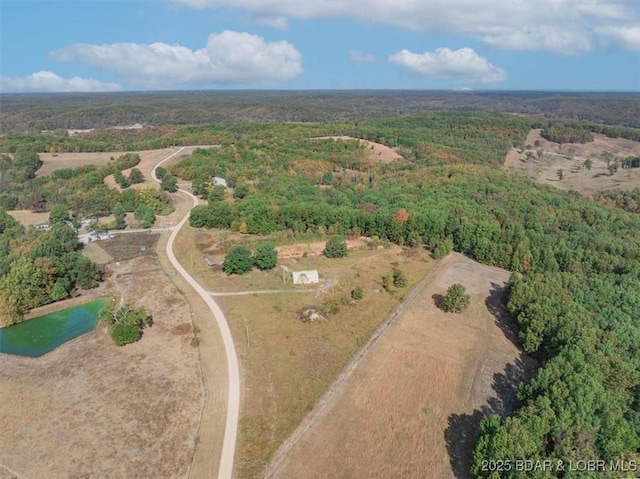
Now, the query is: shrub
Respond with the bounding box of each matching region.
[100,301,148,346]
[222,246,253,275]
[155,166,167,179]
[351,285,363,300]
[442,283,470,313]
[432,237,453,259]
[253,242,278,270]
[129,168,144,184]
[233,184,249,199]
[323,235,348,258]
[392,268,407,288]
[161,174,178,192]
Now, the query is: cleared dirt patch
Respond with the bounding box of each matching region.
[270,253,536,479]
[212,245,434,479]
[6,209,50,227]
[0,253,203,479]
[316,136,405,163]
[97,232,160,262]
[506,129,640,194]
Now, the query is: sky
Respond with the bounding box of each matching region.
[0,0,639,92]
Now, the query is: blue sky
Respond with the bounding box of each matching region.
[1,0,639,92]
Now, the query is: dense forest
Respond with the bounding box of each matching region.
[0,209,101,326]
[1,91,639,134]
[1,104,640,475]
[163,113,640,477]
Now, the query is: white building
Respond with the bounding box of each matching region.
[212,176,228,187]
[292,270,319,285]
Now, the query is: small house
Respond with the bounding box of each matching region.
[292,270,319,285]
[212,176,228,188]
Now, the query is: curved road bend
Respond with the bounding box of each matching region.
[152,147,240,479]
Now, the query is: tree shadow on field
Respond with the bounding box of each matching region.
[444,284,538,478]
[432,293,446,311]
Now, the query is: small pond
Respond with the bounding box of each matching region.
[0,298,108,358]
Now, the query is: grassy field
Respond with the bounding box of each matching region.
[203,241,434,478]
[0,253,203,479]
[269,253,536,479]
[96,232,160,262]
[505,129,640,194]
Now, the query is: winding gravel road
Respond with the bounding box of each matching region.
[152,147,240,479]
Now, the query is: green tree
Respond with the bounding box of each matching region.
[208,185,226,202]
[253,242,278,270]
[557,168,564,180]
[609,163,618,176]
[432,237,453,260]
[155,166,167,179]
[129,168,144,184]
[222,246,253,275]
[323,235,348,258]
[321,171,333,185]
[100,301,148,346]
[233,184,249,199]
[442,283,470,313]
[161,174,178,192]
[49,204,68,225]
[112,202,126,230]
[584,159,593,171]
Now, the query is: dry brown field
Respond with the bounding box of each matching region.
[0,250,204,478]
[505,129,640,194]
[36,151,117,176]
[5,209,50,227]
[268,253,536,479]
[207,244,434,479]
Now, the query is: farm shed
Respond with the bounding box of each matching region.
[212,176,228,187]
[292,270,319,285]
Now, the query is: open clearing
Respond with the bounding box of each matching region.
[315,136,405,163]
[0,251,204,478]
[6,209,50,227]
[505,128,640,194]
[209,244,434,479]
[269,253,536,479]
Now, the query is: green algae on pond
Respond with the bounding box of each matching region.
[0,298,108,358]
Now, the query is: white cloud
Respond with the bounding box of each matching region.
[349,50,375,63]
[596,24,640,51]
[171,0,640,55]
[0,71,121,92]
[50,31,303,88]
[389,47,506,84]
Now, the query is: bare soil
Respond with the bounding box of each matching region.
[0,253,204,478]
[269,253,536,479]
[315,136,405,163]
[505,129,640,194]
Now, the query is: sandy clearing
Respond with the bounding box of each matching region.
[506,129,640,194]
[315,136,405,163]
[268,253,535,479]
[276,237,367,259]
